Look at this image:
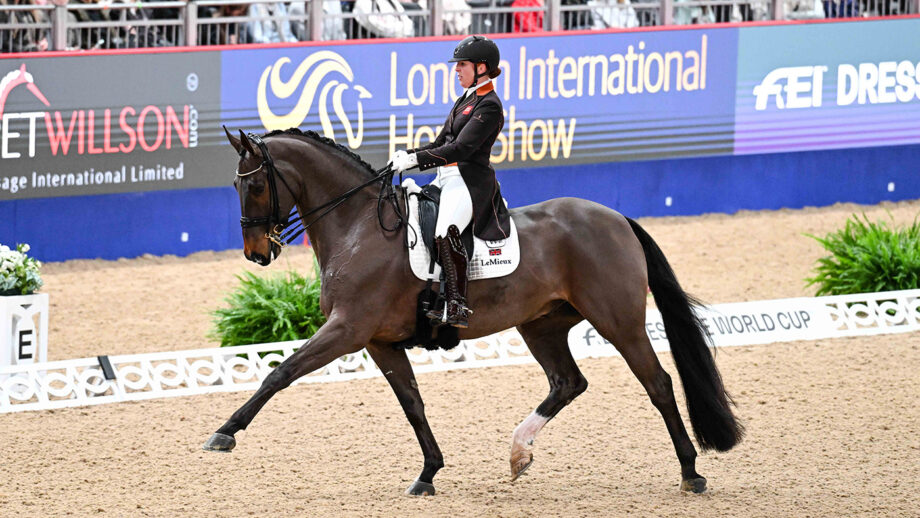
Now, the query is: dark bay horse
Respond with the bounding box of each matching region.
[203,128,743,496]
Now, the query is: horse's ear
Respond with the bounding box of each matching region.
[238,129,257,157]
[224,125,244,155]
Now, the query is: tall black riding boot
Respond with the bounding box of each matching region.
[426,225,471,328]
[445,224,471,327]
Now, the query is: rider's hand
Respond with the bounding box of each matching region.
[389,151,418,173]
[389,150,408,163]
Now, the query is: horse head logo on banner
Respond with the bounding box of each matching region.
[257,51,372,148]
[0,64,50,120]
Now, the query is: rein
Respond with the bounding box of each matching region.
[237,133,404,247]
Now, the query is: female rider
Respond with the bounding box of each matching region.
[389,35,511,329]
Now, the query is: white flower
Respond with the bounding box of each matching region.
[0,242,42,295]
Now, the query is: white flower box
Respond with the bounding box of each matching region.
[1,293,48,369]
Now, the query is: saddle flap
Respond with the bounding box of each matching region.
[416,184,473,264]
[417,185,439,261]
[404,179,520,283]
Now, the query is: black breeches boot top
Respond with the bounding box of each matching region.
[427,224,471,328]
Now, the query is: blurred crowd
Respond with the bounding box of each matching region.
[1,0,914,53]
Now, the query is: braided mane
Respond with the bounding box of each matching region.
[263,128,376,177]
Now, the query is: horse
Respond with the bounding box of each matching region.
[203,127,744,496]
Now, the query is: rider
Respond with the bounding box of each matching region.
[389,35,511,329]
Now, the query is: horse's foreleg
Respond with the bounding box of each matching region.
[511,305,585,481]
[366,343,444,497]
[203,319,365,452]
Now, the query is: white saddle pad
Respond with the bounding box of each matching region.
[403,179,520,282]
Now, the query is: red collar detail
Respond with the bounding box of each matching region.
[476,82,495,96]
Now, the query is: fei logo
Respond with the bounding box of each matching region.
[751,66,828,111]
[257,51,372,149]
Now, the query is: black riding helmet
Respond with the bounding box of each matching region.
[449,35,501,80]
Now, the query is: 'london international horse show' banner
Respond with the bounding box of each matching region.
[220,27,737,167]
[1,18,919,260]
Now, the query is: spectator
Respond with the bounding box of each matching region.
[413,0,472,35]
[712,2,755,22]
[66,0,111,49]
[147,1,219,45]
[588,0,640,28]
[783,0,825,18]
[673,0,715,24]
[246,1,298,43]
[212,3,249,45]
[823,0,858,16]
[0,0,50,52]
[512,0,544,32]
[350,0,415,38]
[290,0,347,40]
[561,0,594,29]
[400,0,426,37]
[108,0,174,47]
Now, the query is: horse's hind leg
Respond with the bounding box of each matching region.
[510,303,587,480]
[366,343,444,497]
[578,305,706,492]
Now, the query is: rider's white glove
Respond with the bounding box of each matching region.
[389,151,418,173]
[389,150,407,163]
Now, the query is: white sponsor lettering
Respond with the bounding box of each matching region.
[836,60,920,106]
[754,60,920,110]
[752,66,826,110]
[1,111,44,158]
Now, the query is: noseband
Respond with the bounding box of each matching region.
[236,133,401,248]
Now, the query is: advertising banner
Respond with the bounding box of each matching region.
[734,18,920,155]
[220,28,738,169]
[569,296,839,358]
[0,52,230,201]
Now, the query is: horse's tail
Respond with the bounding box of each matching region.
[625,216,744,452]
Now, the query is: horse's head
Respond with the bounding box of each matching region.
[226,127,299,266]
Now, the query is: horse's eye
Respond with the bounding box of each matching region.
[250,182,265,195]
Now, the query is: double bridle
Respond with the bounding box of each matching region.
[236,133,404,248]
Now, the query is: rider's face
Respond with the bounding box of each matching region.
[455,60,486,89]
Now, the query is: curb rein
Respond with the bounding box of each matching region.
[236,133,406,248]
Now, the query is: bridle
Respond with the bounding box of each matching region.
[236,133,403,248]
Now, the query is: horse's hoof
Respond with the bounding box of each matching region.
[510,451,534,482]
[680,477,707,493]
[405,480,436,496]
[202,432,236,452]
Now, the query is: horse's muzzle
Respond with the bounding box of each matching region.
[246,242,282,266]
[248,251,271,266]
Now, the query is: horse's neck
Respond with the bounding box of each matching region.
[293,142,377,269]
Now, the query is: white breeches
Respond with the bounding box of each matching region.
[433,165,472,238]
